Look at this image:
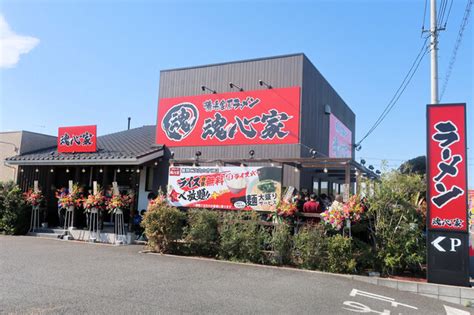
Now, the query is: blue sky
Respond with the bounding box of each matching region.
[0,0,472,187]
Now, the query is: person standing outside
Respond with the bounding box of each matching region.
[303,194,323,224]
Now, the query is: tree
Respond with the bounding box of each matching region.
[399,155,426,175]
[366,171,426,275]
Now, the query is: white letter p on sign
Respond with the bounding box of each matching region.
[450,238,461,252]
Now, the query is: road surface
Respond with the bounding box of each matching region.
[0,236,471,314]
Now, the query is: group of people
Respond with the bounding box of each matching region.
[293,192,341,215]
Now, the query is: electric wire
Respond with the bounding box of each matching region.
[422,0,428,33]
[443,0,454,28]
[355,37,430,147]
[440,0,473,100]
[358,37,429,142]
[438,0,448,28]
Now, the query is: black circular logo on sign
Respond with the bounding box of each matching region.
[161,103,199,141]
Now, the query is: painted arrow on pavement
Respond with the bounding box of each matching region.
[431,236,446,252]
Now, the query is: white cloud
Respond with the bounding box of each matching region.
[0,15,40,68]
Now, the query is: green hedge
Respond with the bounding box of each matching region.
[0,181,29,235]
[183,209,219,256]
[218,212,266,263]
[142,169,427,277]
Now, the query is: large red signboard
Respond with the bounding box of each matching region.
[57,125,97,153]
[156,87,300,147]
[427,104,468,231]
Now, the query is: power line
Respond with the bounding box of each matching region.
[443,0,454,28]
[357,38,429,145]
[440,0,473,100]
[422,0,428,33]
[355,37,430,147]
[438,0,448,28]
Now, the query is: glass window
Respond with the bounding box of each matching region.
[313,179,319,194]
[320,181,328,195]
[145,167,154,191]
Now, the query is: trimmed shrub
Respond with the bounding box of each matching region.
[141,200,185,253]
[326,235,357,274]
[293,224,327,270]
[0,181,29,235]
[184,209,219,256]
[218,212,266,263]
[270,223,293,265]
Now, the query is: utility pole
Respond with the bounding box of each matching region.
[430,0,439,104]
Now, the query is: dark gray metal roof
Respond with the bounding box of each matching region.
[6,125,164,165]
[160,53,305,73]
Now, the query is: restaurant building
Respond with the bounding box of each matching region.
[6,53,376,227]
[157,53,373,193]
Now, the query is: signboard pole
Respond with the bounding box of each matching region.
[426,103,470,287]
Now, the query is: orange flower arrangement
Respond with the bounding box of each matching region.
[106,193,134,213]
[24,189,43,207]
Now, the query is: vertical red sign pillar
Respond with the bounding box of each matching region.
[426,103,470,287]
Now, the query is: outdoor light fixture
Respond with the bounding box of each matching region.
[201,85,217,94]
[270,162,275,167]
[294,167,300,173]
[154,161,158,166]
[136,169,140,173]
[170,151,175,159]
[192,163,196,167]
[258,80,272,89]
[126,169,130,172]
[240,163,244,167]
[117,168,121,173]
[50,168,54,173]
[249,149,255,158]
[170,162,174,167]
[368,165,374,170]
[99,168,103,173]
[355,170,359,176]
[35,168,39,173]
[360,159,366,165]
[309,148,318,158]
[82,168,86,173]
[195,151,202,157]
[20,168,24,173]
[66,168,70,173]
[355,144,362,151]
[376,170,381,175]
[323,167,328,173]
[324,104,331,115]
[229,82,243,91]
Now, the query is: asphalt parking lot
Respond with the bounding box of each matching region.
[0,236,471,314]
